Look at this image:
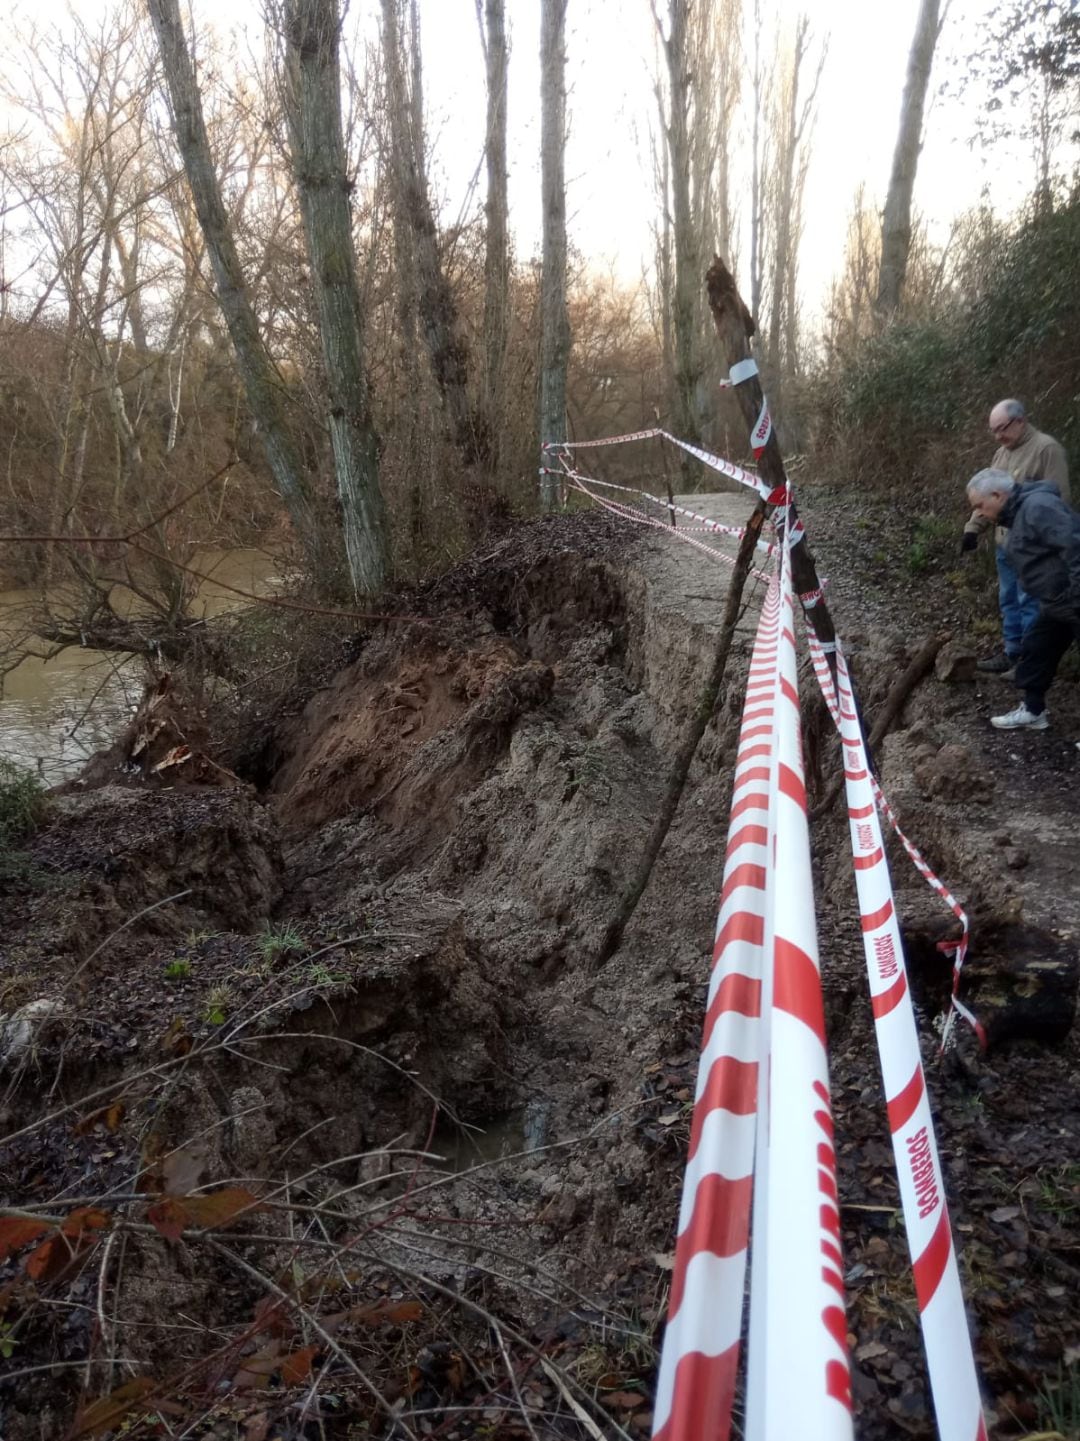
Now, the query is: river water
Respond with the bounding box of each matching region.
[0,550,277,783]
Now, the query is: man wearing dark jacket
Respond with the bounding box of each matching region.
[966,467,1080,731]
[962,399,1070,675]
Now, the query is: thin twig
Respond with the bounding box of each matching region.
[203,1236,420,1441]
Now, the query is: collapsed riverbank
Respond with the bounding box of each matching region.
[1,498,1077,1440]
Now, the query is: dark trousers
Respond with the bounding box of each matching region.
[1016,608,1080,712]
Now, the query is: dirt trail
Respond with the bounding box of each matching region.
[0,496,1077,1440]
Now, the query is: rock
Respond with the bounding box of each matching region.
[1003,847,1029,871]
[935,642,977,683]
[228,1086,276,1170]
[912,743,993,803]
[0,998,66,1069]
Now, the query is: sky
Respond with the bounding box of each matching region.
[4,0,1035,329]
[414,0,1028,321]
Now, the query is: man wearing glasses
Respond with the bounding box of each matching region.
[961,398,1070,677]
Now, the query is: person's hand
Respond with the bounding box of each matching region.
[960,532,978,554]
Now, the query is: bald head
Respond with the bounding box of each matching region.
[989,398,1028,449]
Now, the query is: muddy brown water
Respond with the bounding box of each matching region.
[0,549,277,781]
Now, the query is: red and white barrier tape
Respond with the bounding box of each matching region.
[745,505,852,1440]
[720,356,774,458]
[805,636,979,1048]
[652,573,778,1441]
[574,404,984,1438]
[543,428,774,501]
[655,509,853,1441]
[545,461,774,554]
[551,463,777,551]
[561,472,772,581]
[830,646,987,1441]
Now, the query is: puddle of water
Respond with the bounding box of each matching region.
[0,549,277,782]
[435,1101,551,1172]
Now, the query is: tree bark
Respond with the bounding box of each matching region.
[146,0,337,587]
[381,0,484,467]
[282,0,390,598]
[705,255,837,659]
[539,0,570,511]
[658,0,702,447]
[749,0,765,327]
[480,0,509,482]
[876,0,942,316]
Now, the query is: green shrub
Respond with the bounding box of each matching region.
[0,759,46,847]
[811,189,1080,493]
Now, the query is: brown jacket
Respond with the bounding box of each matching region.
[965,424,1071,545]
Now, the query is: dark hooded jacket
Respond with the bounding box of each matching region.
[1000,479,1080,619]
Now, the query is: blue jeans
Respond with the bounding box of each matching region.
[997,547,1039,658]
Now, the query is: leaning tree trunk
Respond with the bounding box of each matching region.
[538,0,569,511]
[147,0,339,589]
[481,0,509,483]
[706,256,837,665]
[283,0,390,598]
[876,0,942,316]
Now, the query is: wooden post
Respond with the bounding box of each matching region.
[705,256,838,665]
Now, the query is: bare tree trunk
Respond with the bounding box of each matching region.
[539,0,569,511]
[146,0,337,587]
[656,0,701,445]
[381,0,483,467]
[653,90,674,385]
[713,2,741,265]
[763,15,825,430]
[749,0,765,326]
[876,0,942,316]
[479,0,509,482]
[766,18,805,394]
[282,0,389,598]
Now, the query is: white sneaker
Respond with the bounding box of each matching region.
[991,703,1049,731]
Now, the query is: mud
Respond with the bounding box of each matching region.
[1,501,1078,1441]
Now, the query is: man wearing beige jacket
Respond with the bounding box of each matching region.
[961,398,1070,675]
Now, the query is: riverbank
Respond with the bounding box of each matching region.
[0,549,279,781]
